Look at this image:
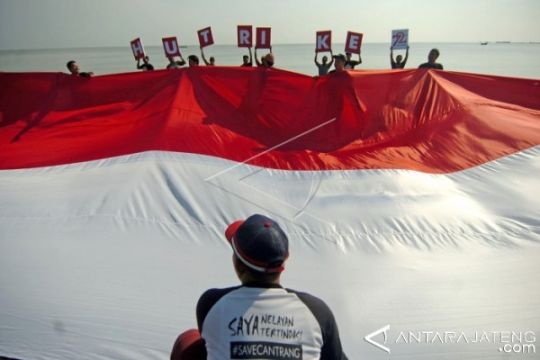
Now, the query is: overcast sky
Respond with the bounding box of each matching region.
[1,0,539,49]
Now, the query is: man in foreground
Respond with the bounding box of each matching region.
[172,214,347,359]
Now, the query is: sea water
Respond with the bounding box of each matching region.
[1,42,539,79]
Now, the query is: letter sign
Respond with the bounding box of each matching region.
[198,27,214,48]
[256,27,272,49]
[345,31,363,54]
[237,25,253,48]
[391,29,409,50]
[162,37,181,57]
[316,30,332,52]
[130,38,145,60]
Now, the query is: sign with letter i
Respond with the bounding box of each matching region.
[391,29,409,50]
[130,38,145,60]
[345,31,363,54]
[256,27,272,49]
[315,31,332,52]
[198,27,214,48]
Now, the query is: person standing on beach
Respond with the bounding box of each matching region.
[390,46,409,69]
[200,47,215,66]
[137,56,154,71]
[66,60,93,77]
[171,214,348,360]
[418,48,443,69]
[166,55,186,69]
[241,48,253,67]
[344,52,361,69]
[315,50,334,76]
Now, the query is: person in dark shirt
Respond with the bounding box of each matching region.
[390,45,409,69]
[166,55,186,69]
[66,60,93,77]
[171,214,348,360]
[344,51,362,69]
[418,48,443,70]
[188,55,200,67]
[200,47,215,66]
[241,48,253,67]
[136,56,154,71]
[314,50,334,76]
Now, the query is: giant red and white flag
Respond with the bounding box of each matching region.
[1,68,539,359]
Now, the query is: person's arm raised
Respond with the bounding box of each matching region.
[255,48,262,66]
[200,47,210,66]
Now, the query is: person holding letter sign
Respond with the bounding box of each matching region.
[162,37,186,69]
[390,46,409,69]
[237,25,253,66]
[167,55,186,69]
[390,29,409,69]
[200,47,215,66]
[198,27,216,66]
[255,48,274,68]
[255,27,273,68]
[314,51,334,76]
[315,30,333,75]
[137,56,154,71]
[241,48,253,67]
[344,32,363,69]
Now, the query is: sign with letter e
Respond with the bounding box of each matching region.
[391,29,409,50]
[162,37,181,57]
[237,25,253,48]
[316,31,332,52]
[345,31,363,54]
[130,38,145,60]
[256,27,272,49]
[198,27,214,48]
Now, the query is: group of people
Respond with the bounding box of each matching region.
[134,46,275,72]
[66,47,443,77]
[314,47,442,76]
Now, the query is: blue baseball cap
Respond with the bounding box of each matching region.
[225,214,289,273]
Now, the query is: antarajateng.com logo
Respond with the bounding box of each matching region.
[365,325,536,355]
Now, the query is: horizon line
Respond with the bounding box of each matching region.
[2,41,540,52]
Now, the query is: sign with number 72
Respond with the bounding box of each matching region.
[391,29,409,50]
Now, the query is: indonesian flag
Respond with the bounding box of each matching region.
[1,68,539,359]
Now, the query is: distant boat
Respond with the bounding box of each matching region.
[496,41,511,44]
[480,42,488,45]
